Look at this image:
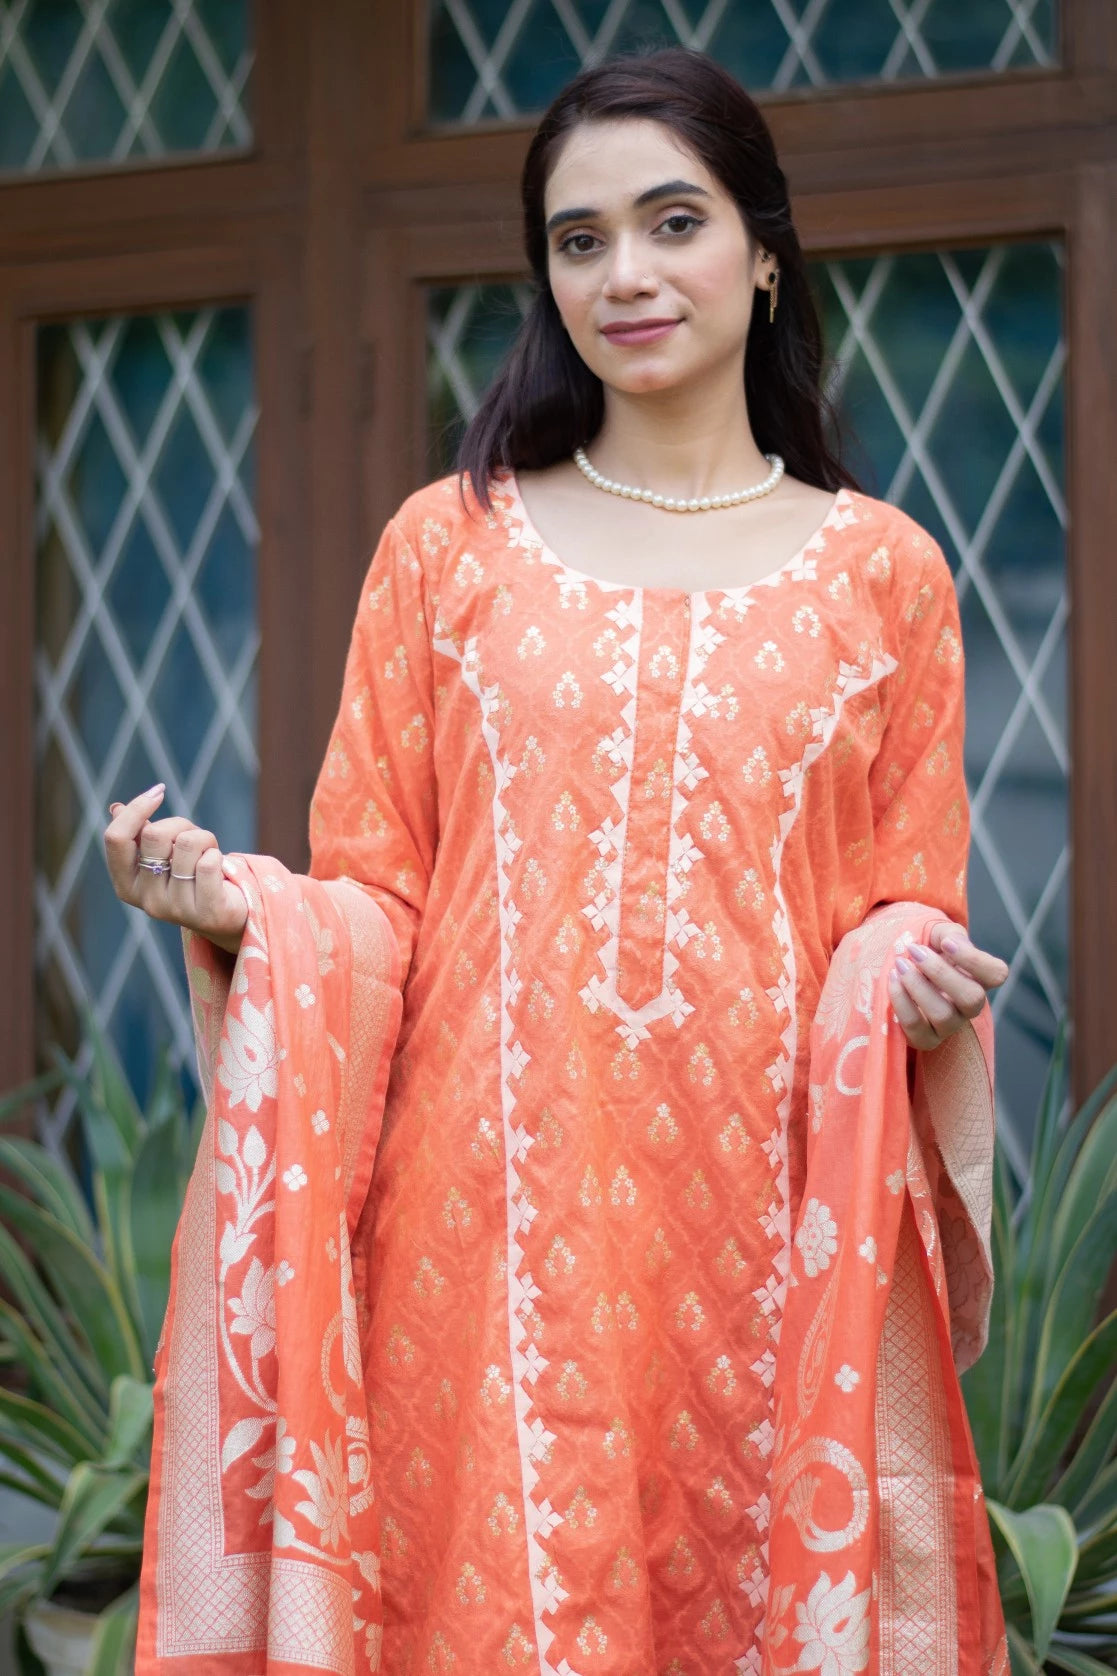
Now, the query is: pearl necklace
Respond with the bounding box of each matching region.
[573,445,785,511]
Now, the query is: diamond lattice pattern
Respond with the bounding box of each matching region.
[0,0,252,174]
[427,242,1067,1166]
[429,0,1057,124]
[36,307,259,1155]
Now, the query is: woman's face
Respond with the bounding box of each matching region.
[543,117,767,398]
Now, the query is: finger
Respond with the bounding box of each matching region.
[932,938,1006,985]
[893,956,962,1037]
[106,784,166,842]
[166,829,218,902]
[195,848,247,942]
[104,784,166,896]
[887,968,938,1050]
[904,943,988,1018]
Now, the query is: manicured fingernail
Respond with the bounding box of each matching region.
[144,782,165,797]
[108,802,122,815]
[908,943,928,963]
[896,956,912,975]
[942,937,961,954]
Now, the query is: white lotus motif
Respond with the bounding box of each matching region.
[793,1570,871,1675]
[293,1433,348,1551]
[228,1257,276,1360]
[218,998,286,1111]
[795,1198,839,1278]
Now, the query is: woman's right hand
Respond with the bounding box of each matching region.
[103,784,248,957]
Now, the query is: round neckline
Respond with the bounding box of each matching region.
[504,471,850,601]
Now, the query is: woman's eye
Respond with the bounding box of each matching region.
[559,232,599,256]
[659,212,702,236]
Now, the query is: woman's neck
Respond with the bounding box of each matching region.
[589,376,770,501]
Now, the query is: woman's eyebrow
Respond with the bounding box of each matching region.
[545,179,712,236]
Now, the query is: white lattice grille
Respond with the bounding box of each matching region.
[35,307,259,1154]
[0,0,252,175]
[426,242,1067,1163]
[428,0,1057,124]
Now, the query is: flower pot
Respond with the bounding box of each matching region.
[23,1598,134,1676]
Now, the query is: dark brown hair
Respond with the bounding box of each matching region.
[458,47,859,510]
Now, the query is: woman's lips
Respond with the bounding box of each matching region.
[600,319,680,346]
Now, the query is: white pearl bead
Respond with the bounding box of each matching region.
[642,488,653,502]
[699,498,711,511]
[652,494,664,508]
[664,498,676,510]
[688,499,700,512]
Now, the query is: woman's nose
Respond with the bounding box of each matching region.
[603,241,657,299]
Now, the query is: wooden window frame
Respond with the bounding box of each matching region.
[1,0,1114,1105]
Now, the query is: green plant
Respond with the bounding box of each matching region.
[0,1028,199,1675]
[962,1024,1117,1675]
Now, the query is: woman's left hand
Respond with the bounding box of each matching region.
[888,920,1009,1051]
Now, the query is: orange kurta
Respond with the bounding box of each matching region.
[139,476,1006,1675]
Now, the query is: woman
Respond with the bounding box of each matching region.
[110,49,1009,1676]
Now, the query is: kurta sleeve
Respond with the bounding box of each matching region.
[309,515,439,977]
[867,539,971,926]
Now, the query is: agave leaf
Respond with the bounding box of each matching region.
[1023,1198,1117,1433]
[0,1069,65,1130]
[83,1026,144,1160]
[1018,1022,1069,1257]
[87,1584,138,1676]
[987,1500,1078,1663]
[1048,1092,1117,1293]
[0,1572,43,1620]
[1044,1648,1117,1676]
[1071,1459,1117,1541]
[0,1542,51,1581]
[1051,1364,1117,1519]
[0,1387,95,1468]
[127,1120,189,1368]
[1005,1312,1117,1509]
[0,1465,65,1510]
[0,1186,144,1385]
[0,1139,96,1246]
[0,1303,104,1451]
[1074,1519,1117,1589]
[1005,1621,1041,1676]
[0,1226,108,1412]
[39,1463,147,1598]
[101,1377,153,1471]
[1060,1584,1117,1618]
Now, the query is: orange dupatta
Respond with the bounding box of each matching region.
[137,854,401,1676]
[765,901,1008,1675]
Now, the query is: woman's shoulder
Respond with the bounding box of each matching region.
[842,489,954,592]
[389,471,509,555]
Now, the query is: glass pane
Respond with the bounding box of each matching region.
[425,241,1068,1167]
[35,306,259,1155]
[428,0,1059,124]
[0,0,252,176]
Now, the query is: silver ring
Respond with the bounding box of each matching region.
[137,856,171,876]
[170,871,196,882]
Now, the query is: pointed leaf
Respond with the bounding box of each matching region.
[1006,1312,1117,1508]
[39,1464,147,1597]
[1005,1622,1041,1676]
[987,1499,1078,1662]
[1025,1197,1117,1430]
[0,1187,144,1385]
[14,1618,48,1676]
[0,1226,108,1414]
[0,1386,95,1467]
[1045,1648,1117,1676]
[0,1542,51,1583]
[1071,1458,1117,1540]
[88,1586,138,1676]
[220,1416,266,1472]
[1051,1357,1117,1517]
[129,1119,188,1367]
[101,1377,153,1470]
[0,1139,95,1246]
[0,1302,105,1450]
[0,1436,65,1505]
[0,1069,65,1130]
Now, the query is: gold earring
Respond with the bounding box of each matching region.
[768,270,779,324]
